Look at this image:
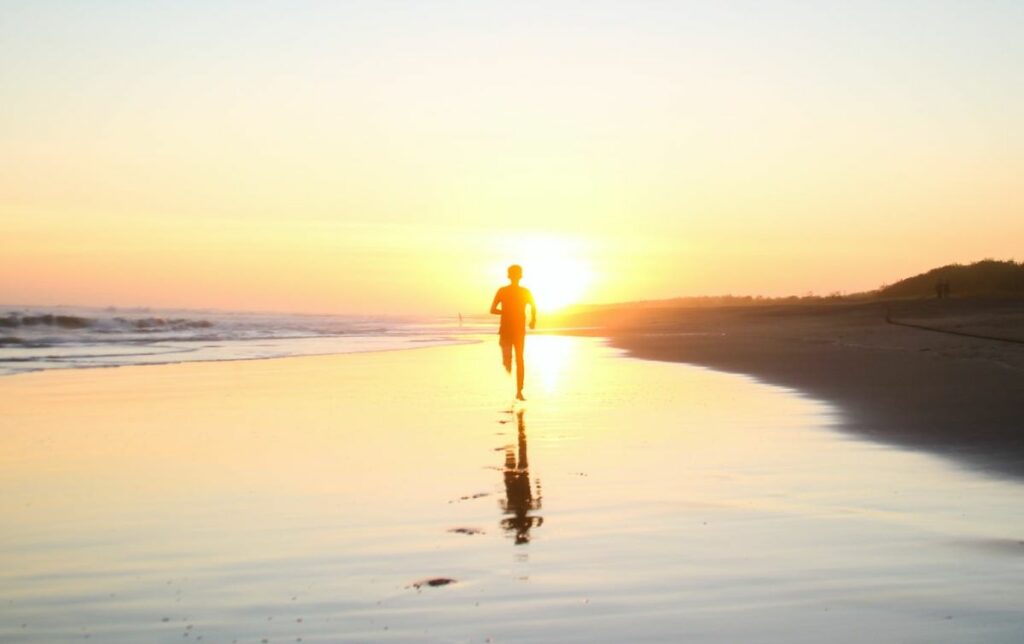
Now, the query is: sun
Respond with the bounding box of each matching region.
[526,255,591,311]
[503,235,593,312]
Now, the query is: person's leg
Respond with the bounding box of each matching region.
[514,336,525,399]
[500,337,513,373]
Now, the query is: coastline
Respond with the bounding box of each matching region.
[576,298,1024,479]
[8,296,1024,482]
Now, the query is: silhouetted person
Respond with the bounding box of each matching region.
[490,264,537,401]
[500,410,542,545]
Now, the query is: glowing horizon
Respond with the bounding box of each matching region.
[2,2,1022,316]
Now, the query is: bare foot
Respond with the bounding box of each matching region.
[516,392,526,401]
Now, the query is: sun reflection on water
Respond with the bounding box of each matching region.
[5,338,1024,642]
[527,334,577,394]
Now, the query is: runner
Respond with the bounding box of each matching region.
[490,264,537,400]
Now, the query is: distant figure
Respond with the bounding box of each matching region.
[943,280,952,298]
[458,312,463,327]
[490,264,537,401]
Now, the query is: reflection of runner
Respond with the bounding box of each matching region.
[490,264,537,401]
[501,410,542,545]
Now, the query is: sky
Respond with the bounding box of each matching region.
[2,1,1022,315]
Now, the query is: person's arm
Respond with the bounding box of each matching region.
[528,290,537,329]
[490,289,503,315]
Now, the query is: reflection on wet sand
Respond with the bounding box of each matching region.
[6,338,1024,642]
[500,410,543,544]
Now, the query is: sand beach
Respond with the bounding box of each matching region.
[3,335,1024,642]
[570,298,1024,478]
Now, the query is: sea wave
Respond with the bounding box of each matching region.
[0,312,215,332]
[0,306,483,377]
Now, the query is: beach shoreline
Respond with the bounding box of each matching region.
[568,298,1024,479]
[6,296,1023,483]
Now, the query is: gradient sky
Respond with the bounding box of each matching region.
[2,1,1022,315]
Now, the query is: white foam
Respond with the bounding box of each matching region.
[0,306,486,375]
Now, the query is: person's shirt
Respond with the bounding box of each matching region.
[494,285,534,334]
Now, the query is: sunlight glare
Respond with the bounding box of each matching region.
[528,335,577,394]
[502,235,593,312]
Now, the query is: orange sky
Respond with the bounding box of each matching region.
[2,2,1022,315]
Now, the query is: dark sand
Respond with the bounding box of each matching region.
[571,298,1024,479]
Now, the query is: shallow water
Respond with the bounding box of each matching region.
[2,336,1023,642]
[0,306,473,376]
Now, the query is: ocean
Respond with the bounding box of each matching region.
[0,306,479,377]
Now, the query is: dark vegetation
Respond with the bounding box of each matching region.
[573,259,1023,313]
[548,259,1024,329]
[878,259,1024,299]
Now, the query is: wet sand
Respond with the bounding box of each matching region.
[583,298,1024,479]
[3,337,1024,642]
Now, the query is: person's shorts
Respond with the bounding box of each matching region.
[499,329,525,347]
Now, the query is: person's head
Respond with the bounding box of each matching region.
[507,264,523,283]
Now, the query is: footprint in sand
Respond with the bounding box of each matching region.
[408,578,456,589]
[447,527,485,535]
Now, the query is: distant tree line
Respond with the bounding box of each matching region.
[561,259,1023,317]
